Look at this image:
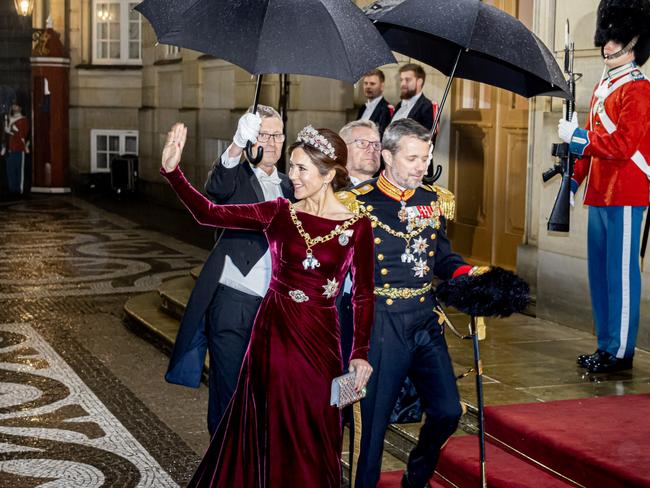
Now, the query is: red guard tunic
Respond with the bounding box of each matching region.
[571,64,650,206]
[7,115,29,153]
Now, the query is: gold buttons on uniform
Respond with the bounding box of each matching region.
[386,298,394,305]
[383,283,390,289]
[380,268,389,276]
[428,251,434,257]
[377,254,384,261]
[366,205,374,212]
[419,297,426,303]
[431,233,437,239]
[374,237,382,245]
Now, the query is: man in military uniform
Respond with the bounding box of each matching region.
[342,119,476,488]
[559,0,650,373]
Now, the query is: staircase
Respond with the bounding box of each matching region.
[126,270,644,488]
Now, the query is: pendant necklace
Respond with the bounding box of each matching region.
[289,204,360,271]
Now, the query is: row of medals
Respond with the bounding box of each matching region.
[398,200,439,264]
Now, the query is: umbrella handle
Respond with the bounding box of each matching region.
[245,141,263,165]
[246,74,265,165]
[424,164,443,184]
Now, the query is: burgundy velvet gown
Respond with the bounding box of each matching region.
[161,167,375,487]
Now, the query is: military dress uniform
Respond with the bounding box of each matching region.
[340,173,472,488]
[569,61,650,369]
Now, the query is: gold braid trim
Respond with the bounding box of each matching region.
[421,184,456,221]
[374,283,432,299]
[350,402,363,487]
[336,190,362,214]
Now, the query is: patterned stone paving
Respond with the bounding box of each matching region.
[0,196,209,487]
[0,198,205,300]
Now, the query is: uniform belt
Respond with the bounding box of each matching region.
[374,283,432,300]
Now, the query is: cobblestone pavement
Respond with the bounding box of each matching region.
[0,196,210,487]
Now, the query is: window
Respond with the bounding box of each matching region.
[93,0,141,64]
[91,130,138,173]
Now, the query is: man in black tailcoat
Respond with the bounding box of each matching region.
[165,105,293,435]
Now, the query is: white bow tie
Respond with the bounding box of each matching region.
[258,173,282,185]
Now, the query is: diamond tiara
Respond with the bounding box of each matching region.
[296,125,337,160]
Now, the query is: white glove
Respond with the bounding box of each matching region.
[558,112,578,143]
[427,142,434,166]
[570,191,575,207]
[233,112,262,148]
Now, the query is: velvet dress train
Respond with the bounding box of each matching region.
[161,167,374,487]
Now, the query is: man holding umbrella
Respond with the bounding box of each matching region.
[559,0,650,374]
[164,105,293,435]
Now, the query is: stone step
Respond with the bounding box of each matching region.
[124,291,177,353]
[159,275,194,320]
[191,265,202,280]
[124,291,209,374]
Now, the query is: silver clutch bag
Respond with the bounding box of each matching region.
[330,371,367,408]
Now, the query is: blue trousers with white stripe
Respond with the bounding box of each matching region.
[588,206,645,359]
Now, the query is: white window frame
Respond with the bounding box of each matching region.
[92,0,142,65]
[90,129,139,173]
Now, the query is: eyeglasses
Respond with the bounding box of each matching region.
[257,132,286,143]
[350,139,381,151]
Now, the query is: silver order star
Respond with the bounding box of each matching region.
[412,258,430,278]
[411,236,429,255]
[322,277,339,298]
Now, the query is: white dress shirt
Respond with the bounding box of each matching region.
[342,175,363,294]
[217,148,282,297]
[360,96,383,121]
[392,92,423,122]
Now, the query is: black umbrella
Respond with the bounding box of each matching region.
[365,0,570,180]
[135,0,396,163]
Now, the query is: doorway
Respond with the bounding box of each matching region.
[447,0,533,269]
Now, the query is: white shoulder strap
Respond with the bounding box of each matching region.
[591,73,650,178]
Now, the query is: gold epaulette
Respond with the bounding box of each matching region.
[351,184,374,196]
[421,184,456,221]
[336,190,362,214]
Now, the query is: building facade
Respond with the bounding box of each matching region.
[30,0,649,349]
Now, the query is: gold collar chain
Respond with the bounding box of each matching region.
[289,203,362,253]
[367,213,428,241]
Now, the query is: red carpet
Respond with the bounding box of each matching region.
[380,394,650,487]
[485,393,650,488]
[379,436,572,487]
[378,470,448,487]
[435,436,573,487]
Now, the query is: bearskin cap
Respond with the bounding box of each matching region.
[595,0,650,65]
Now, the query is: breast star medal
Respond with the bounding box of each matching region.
[322,277,339,298]
[412,258,430,278]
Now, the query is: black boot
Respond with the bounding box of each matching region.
[576,349,606,368]
[587,352,633,373]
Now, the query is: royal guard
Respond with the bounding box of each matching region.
[558,0,650,373]
[4,101,29,195]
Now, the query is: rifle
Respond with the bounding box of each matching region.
[543,20,581,232]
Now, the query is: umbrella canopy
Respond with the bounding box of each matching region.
[135,0,396,84]
[365,0,570,99]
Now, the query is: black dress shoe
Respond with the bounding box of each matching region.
[587,352,633,373]
[401,472,432,488]
[577,349,606,368]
